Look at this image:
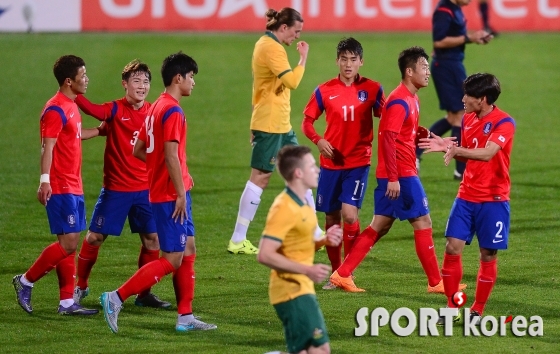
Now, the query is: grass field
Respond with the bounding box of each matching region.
[0,32,559,353]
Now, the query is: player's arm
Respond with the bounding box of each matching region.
[75,94,114,121]
[257,237,330,284]
[267,45,305,90]
[314,225,342,250]
[38,137,56,206]
[445,141,501,166]
[164,140,186,223]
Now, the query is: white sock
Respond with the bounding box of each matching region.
[110,290,123,306]
[305,189,324,238]
[21,274,34,287]
[59,299,74,307]
[231,181,263,243]
[178,314,195,323]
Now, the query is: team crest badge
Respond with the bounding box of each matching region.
[180,234,187,246]
[483,122,492,135]
[317,194,323,207]
[67,214,76,226]
[313,328,324,340]
[357,90,368,102]
[269,156,276,165]
[95,216,105,227]
[422,197,429,209]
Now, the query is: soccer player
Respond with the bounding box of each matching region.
[12,55,98,315]
[419,73,514,324]
[99,52,216,333]
[257,145,342,354]
[73,59,170,309]
[415,0,492,180]
[302,37,385,289]
[330,46,466,294]
[228,7,323,255]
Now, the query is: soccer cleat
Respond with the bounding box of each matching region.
[73,286,89,305]
[427,280,467,294]
[453,170,463,181]
[58,303,99,315]
[329,271,365,293]
[227,239,258,255]
[322,280,337,290]
[13,274,33,314]
[436,310,462,326]
[134,292,171,309]
[100,291,122,333]
[469,310,482,326]
[176,318,217,332]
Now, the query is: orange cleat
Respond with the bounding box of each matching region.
[428,280,467,294]
[329,271,365,293]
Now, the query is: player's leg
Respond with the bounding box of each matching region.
[229,130,281,254]
[316,167,343,276]
[470,201,509,319]
[441,198,473,308]
[76,188,129,302]
[330,178,395,292]
[174,192,216,331]
[339,166,370,258]
[99,200,179,333]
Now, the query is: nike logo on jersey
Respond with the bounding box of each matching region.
[464,126,473,130]
[70,112,75,118]
[329,95,339,100]
[428,245,434,249]
[122,117,130,121]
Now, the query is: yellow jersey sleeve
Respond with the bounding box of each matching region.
[264,45,305,90]
[262,196,297,242]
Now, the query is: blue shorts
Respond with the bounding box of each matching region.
[151,191,195,253]
[89,188,157,236]
[431,59,466,112]
[445,198,510,250]
[316,166,370,213]
[374,177,429,221]
[45,194,86,235]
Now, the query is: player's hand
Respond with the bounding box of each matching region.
[306,263,331,283]
[418,132,456,153]
[325,224,342,247]
[471,30,493,44]
[296,41,309,59]
[444,144,457,166]
[386,181,400,200]
[172,194,187,224]
[415,126,430,146]
[37,182,51,206]
[317,139,334,159]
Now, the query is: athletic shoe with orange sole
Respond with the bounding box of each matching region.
[427,280,467,294]
[329,271,365,293]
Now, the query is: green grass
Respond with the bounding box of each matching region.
[0,32,559,353]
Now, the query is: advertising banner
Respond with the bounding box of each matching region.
[1,1,559,32]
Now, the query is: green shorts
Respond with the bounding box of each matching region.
[273,294,329,353]
[251,130,298,172]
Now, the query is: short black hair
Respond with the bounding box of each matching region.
[463,73,501,104]
[122,59,151,82]
[397,46,428,79]
[277,145,312,182]
[337,37,363,59]
[161,52,198,87]
[53,55,86,86]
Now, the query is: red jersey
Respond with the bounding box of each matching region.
[76,95,150,192]
[40,91,83,195]
[376,83,419,179]
[302,75,385,169]
[138,93,192,203]
[458,106,515,202]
